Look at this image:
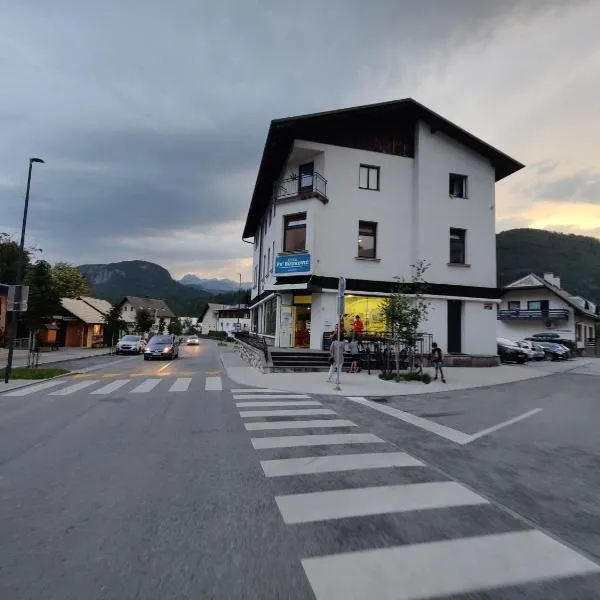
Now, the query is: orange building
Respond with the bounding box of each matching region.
[59,297,111,348]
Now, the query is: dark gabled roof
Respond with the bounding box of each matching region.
[242,98,524,238]
[504,273,600,321]
[118,296,175,318]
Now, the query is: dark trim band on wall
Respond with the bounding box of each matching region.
[274,275,501,299]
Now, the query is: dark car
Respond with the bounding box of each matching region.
[528,340,569,361]
[143,334,179,361]
[497,339,528,364]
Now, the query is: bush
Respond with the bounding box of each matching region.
[378,371,397,380]
[380,370,432,384]
[0,367,69,380]
[205,331,228,341]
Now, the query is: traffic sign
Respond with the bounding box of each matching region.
[7,284,29,312]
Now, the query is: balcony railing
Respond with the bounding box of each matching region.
[274,172,327,203]
[497,309,569,320]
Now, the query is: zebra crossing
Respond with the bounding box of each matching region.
[232,387,600,599]
[1,375,222,397]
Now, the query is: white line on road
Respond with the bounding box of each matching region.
[302,530,600,600]
[49,380,101,396]
[91,379,131,395]
[236,400,322,408]
[251,433,385,449]
[130,378,161,393]
[2,380,67,396]
[168,377,192,392]
[233,394,311,400]
[467,408,543,443]
[239,408,335,418]
[230,388,284,393]
[245,419,356,431]
[346,396,472,445]
[261,452,425,477]
[276,481,488,524]
[205,376,223,391]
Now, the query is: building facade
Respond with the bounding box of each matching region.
[243,99,524,356]
[498,272,599,350]
[118,296,174,333]
[199,304,250,335]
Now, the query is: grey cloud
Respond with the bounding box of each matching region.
[0,0,585,276]
[530,171,600,202]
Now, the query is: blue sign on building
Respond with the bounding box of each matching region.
[275,253,311,275]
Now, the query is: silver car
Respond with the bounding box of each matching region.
[116,335,143,354]
[517,340,545,361]
[144,335,180,360]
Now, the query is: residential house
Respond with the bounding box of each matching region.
[216,306,250,334]
[118,296,175,332]
[199,304,229,335]
[242,98,524,359]
[498,272,600,351]
[59,297,110,348]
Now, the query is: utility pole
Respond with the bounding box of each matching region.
[4,158,44,383]
[237,273,242,329]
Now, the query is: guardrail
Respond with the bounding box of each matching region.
[234,332,269,361]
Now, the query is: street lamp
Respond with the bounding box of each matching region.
[4,158,45,383]
[237,273,242,328]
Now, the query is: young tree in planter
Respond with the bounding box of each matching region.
[382,260,430,373]
[135,308,154,335]
[104,304,126,347]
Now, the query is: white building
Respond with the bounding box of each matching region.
[199,304,250,335]
[118,296,175,333]
[498,272,599,350]
[242,98,524,360]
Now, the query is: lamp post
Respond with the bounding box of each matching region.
[4,158,45,383]
[237,273,242,328]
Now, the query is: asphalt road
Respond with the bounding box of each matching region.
[2,343,600,599]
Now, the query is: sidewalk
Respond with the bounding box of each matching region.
[0,347,111,369]
[220,346,598,396]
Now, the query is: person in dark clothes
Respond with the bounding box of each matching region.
[431,342,446,383]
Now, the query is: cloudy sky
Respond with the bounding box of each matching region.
[1,0,599,281]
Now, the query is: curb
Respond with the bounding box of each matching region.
[1,355,139,393]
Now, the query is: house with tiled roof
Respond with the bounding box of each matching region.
[118,296,175,332]
[59,296,109,347]
[498,272,600,352]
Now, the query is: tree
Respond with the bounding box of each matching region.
[104,303,127,346]
[157,317,166,333]
[23,260,62,332]
[382,260,430,372]
[51,262,92,298]
[181,317,193,334]
[0,233,30,284]
[135,308,154,334]
[168,318,183,335]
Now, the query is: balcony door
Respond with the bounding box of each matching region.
[299,162,314,192]
[447,300,462,354]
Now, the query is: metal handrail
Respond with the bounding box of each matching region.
[235,332,269,361]
[497,309,569,320]
[274,172,327,201]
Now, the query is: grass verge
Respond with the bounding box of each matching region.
[0,367,70,380]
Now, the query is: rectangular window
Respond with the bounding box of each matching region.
[299,162,314,191]
[272,241,275,272]
[359,164,380,191]
[267,248,271,273]
[527,301,542,311]
[449,173,468,198]
[357,221,377,259]
[283,212,307,252]
[507,301,520,310]
[268,205,272,227]
[264,297,277,336]
[449,228,466,264]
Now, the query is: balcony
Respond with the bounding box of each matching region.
[274,172,328,204]
[497,309,569,321]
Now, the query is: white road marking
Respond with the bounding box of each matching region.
[276,481,488,524]
[230,388,284,393]
[168,377,192,392]
[467,408,543,443]
[2,380,66,396]
[49,380,101,396]
[239,408,335,418]
[236,400,322,408]
[130,378,161,393]
[261,452,425,477]
[205,376,223,391]
[91,379,131,395]
[346,396,472,445]
[302,530,600,600]
[251,433,385,449]
[245,419,356,431]
[233,394,310,400]
[157,361,173,372]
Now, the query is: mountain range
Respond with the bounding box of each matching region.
[76,228,600,317]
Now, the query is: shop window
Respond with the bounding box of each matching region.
[283,213,307,252]
[358,221,377,259]
[264,297,277,336]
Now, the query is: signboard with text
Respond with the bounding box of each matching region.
[275,253,311,275]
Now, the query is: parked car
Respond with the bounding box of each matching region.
[497,338,528,364]
[517,340,545,361]
[144,334,179,360]
[115,335,144,354]
[528,340,569,361]
[186,336,200,346]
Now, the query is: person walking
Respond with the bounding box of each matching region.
[431,342,446,383]
[348,337,360,373]
[327,336,346,382]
